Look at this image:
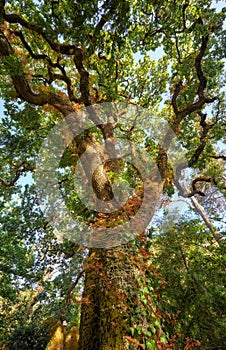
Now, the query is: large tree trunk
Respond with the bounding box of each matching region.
[77,145,165,349]
[78,246,130,350]
[78,242,164,350]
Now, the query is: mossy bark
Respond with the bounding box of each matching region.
[78,244,150,350]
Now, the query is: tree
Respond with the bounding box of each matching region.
[0,0,225,349]
[151,218,226,349]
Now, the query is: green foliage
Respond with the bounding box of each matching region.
[0,0,225,348]
[7,321,49,350]
[151,219,226,349]
[0,54,24,76]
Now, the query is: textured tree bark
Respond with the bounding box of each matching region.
[190,195,222,244]
[78,239,165,350]
[78,246,139,350]
[77,144,164,349]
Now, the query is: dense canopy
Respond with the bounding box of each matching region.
[0,0,225,349]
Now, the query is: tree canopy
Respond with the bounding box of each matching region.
[0,0,225,349]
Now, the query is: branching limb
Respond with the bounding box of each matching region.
[4,10,88,106]
[4,12,81,56]
[190,195,222,244]
[210,154,226,161]
[170,26,218,134]
[175,171,225,198]
[14,30,56,64]
[172,80,183,115]
[176,176,224,244]
[0,161,35,187]
[13,30,79,102]
[0,30,74,115]
[73,49,91,106]
[188,111,215,166]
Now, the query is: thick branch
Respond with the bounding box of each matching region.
[0,30,74,115]
[14,30,54,63]
[210,154,226,161]
[188,176,215,197]
[0,29,116,202]
[171,95,217,136]
[170,29,217,135]
[175,177,223,244]
[175,170,226,198]
[188,111,214,167]
[190,195,222,245]
[73,49,91,106]
[157,146,168,182]
[195,35,208,98]
[4,12,80,56]
[14,30,78,102]
[172,80,183,115]
[4,11,89,105]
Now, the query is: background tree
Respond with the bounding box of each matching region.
[151,218,226,349]
[0,0,225,349]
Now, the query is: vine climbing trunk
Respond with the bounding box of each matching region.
[78,242,165,350]
[76,138,166,349]
[78,246,132,350]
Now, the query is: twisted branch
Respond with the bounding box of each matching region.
[0,30,74,115]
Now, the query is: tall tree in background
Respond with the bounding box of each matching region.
[0,1,225,349]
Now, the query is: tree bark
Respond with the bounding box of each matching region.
[79,247,126,349]
[78,242,164,350]
[190,195,222,244]
[78,246,136,350]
